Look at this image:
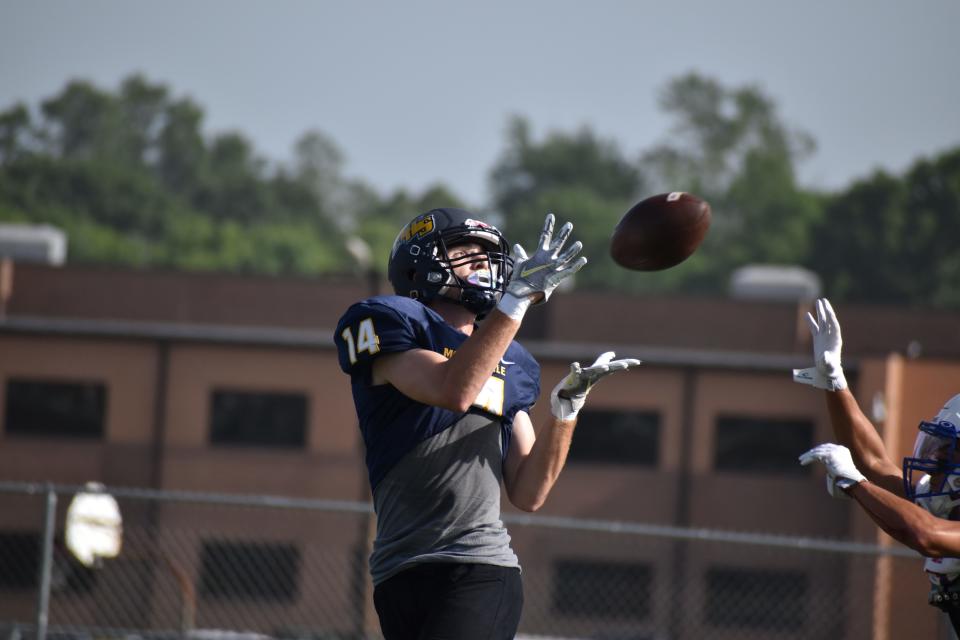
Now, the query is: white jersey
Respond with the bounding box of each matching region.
[925,556,960,581]
[916,474,960,582]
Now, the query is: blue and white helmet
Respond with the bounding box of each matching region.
[903,393,960,517]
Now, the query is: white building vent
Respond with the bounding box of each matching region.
[0,224,67,265]
[729,264,821,302]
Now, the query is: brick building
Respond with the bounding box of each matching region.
[1,262,959,638]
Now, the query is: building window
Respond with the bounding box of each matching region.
[0,531,38,589]
[706,567,808,631]
[0,531,96,593]
[713,415,813,474]
[552,559,652,620]
[4,378,106,438]
[199,539,300,602]
[568,409,659,465]
[209,390,307,448]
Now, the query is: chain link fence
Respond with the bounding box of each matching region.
[0,482,930,640]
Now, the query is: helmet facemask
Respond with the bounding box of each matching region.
[435,227,512,315]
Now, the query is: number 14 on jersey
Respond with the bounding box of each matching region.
[341,318,380,364]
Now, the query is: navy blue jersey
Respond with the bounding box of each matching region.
[334,295,540,491]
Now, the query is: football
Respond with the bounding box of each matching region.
[609,192,711,271]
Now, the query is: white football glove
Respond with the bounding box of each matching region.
[496,213,588,321]
[799,443,866,499]
[793,297,848,391]
[550,351,642,422]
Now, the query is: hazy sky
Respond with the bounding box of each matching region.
[2,0,958,206]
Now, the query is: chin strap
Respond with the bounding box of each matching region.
[457,287,497,315]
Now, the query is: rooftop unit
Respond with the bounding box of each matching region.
[0,224,67,266]
[729,264,821,302]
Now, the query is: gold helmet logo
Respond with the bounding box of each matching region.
[399,215,435,243]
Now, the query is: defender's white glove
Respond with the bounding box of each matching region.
[550,352,642,422]
[799,443,866,498]
[793,298,848,391]
[496,213,588,321]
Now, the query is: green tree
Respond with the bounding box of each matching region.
[488,115,643,291]
[808,147,960,308]
[352,184,470,275]
[0,74,356,276]
[491,116,642,232]
[156,97,208,195]
[0,103,32,163]
[116,74,169,165]
[39,80,117,159]
[195,131,272,224]
[641,72,822,291]
[293,130,348,222]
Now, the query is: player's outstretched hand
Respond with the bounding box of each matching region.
[799,443,866,499]
[496,213,587,321]
[792,297,848,391]
[551,352,642,422]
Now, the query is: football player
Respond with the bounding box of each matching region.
[794,298,960,632]
[334,208,640,640]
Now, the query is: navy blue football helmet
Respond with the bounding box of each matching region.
[387,208,513,315]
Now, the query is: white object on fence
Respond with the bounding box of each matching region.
[65,482,123,567]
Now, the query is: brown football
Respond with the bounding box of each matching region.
[610,192,711,271]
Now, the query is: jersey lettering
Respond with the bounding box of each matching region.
[472,376,505,416]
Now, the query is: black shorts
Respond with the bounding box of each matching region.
[373,562,523,640]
